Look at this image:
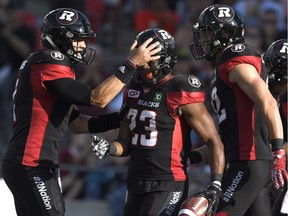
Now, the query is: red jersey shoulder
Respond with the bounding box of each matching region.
[31,49,73,67]
[170,75,205,93]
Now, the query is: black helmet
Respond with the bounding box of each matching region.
[135,28,177,87]
[41,8,96,64]
[263,39,288,89]
[190,4,245,61]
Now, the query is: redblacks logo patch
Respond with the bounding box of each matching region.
[188,76,201,88]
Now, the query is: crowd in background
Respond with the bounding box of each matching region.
[0,0,286,215]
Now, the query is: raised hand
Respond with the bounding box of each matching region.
[127,38,161,67]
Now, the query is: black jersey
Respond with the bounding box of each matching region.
[211,43,272,162]
[124,75,205,181]
[279,91,287,142]
[4,49,76,168]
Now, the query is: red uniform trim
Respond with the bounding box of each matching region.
[167,91,205,180]
[22,64,73,166]
[218,56,262,160]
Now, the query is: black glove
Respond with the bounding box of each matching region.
[196,181,222,216]
[90,135,110,159]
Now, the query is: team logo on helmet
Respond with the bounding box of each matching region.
[56,9,78,25]
[213,5,234,22]
[50,50,64,60]
[188,76,201,88]
[278,42,288,57]
[154,29,174,44]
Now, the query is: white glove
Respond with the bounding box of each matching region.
[91,135,110,160]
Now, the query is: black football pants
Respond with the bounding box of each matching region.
[1,159,65,216]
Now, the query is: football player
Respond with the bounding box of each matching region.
[190,4,287,216]
[91,28,225,216]
[1,8,160,216]
[263,39,288,216]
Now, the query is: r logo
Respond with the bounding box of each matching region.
[218,7,231,18]
[279,42,288,54]
[188,76,201,88]
[50,51,64,60]
[231,43,245,52]
[57,9,78,25]
[214,5,234,21]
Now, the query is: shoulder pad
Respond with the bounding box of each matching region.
[33,49,72,66]
[172,75,205,92]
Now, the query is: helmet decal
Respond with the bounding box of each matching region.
[155,29,173,44]
[56,9,78,25]
[278,42,288,56]
[213,5,234,22]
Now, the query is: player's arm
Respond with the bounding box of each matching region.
[229,63,288,188]
[180,102,224,215]
[229,63,283,141]
[179,102,225,181]
[68,112,120,134]
[44,38,160,108]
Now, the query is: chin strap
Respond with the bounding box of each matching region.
[44,35,60,51]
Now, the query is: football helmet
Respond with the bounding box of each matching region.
[190,4,245,61]
[263,39,288,89]
[134,28,177,87]
[41,8,96,64]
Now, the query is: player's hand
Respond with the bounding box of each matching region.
[127,38,160,66]
[196,181,222,216]
[271,149,288,189]
[91,135,110,160]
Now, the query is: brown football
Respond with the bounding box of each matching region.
[178,196,209,216]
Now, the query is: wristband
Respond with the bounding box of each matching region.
[211,173,223,183]
[108,143,117,155]
[271,138,284,151]
[114,60,136,84]
[189,151,202,164]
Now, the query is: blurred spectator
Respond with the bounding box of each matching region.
[259,4,287,50]
[245,18,265,52]
[134,0,180,35]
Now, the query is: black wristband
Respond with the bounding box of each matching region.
[271,138,284,151]
[114,61,135,84]
[211,173,223,182]
[189,151,202,164]
[88,112,120,133]
[108,143,117,155]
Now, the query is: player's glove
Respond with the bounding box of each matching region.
[91,135,110,160]
[196,181,222,216]
[271,149,288,189]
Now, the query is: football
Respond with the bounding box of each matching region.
[178,196,209,216]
